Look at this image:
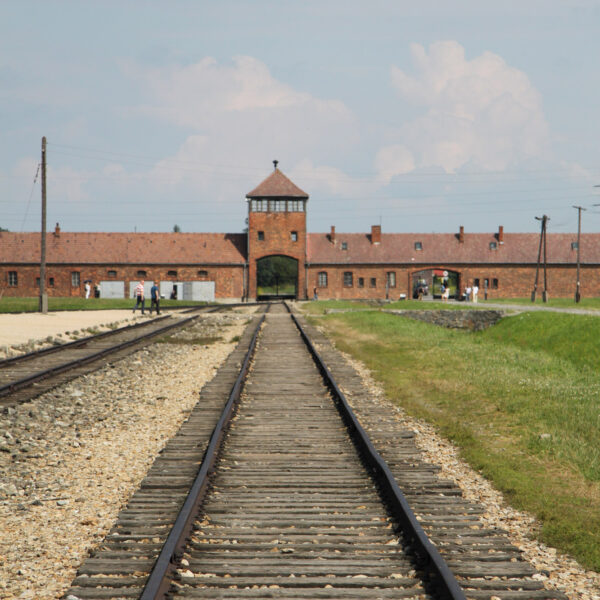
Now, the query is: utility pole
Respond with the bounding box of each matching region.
[39,137,48,314]
[531,215,549,302]
[573,205,586,303]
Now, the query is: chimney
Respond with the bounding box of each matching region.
[329,225,336,244]
[54,223,60,237]
[497,225,504,244]
[371,225,381,244]
[458,225,464,243]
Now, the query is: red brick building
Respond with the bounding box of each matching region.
[1,164,599,300]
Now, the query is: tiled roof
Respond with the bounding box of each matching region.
[0,232,247,265]
[246,168,309,199]
[307,232,600,265]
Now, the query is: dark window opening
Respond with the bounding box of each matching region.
[137,270,147,277]
[490,242,497,250]
[571,242,578,250]
[370,277,376,288]
[474,278,480,287]
[167,270,177,277]
[343,271,353,287]
[107,270,117,277]
[48,277,54,287]
[291,231,298,242]
[258,231,265,241]
[358,277,364,288]
[198,270,208,278]
[8,271,17,287]
[341,242,348,250]
[492,278,499,289]
[414,241,423,250]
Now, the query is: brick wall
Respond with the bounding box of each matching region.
[0,264,245,299]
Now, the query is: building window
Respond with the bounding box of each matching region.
[370,277,376,288]
[107,270,117,277]
[414,241,423,250]
[71,271,80,286]
[386,271,396,288]
[341,242,348,250]
[571,242,578,250]
[492,278,499,289]
[343,272,353,287]
[358,277,364,288]
[474,278,480,287]
[167,270,177,277]
[289,200,303,212]
[489,241,498,250]
[198,270,208,278]
[137,270,147,277]
[484,278,490,288]
[258,231,265,241]
[48,277,55,287]
[291,231,298,242]
[318,271,328,287]
[252,199,267,212]
[36,277,40,286]
[8,271,17,287]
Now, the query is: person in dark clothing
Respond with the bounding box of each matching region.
[149,281,160,315]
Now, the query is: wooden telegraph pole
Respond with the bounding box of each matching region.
[573,205,585,303]
[531,215,549,302]
[39,137,48,313]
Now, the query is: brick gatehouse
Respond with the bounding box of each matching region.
[1,163,599,301]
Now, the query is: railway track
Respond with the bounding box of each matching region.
[63,302,566,600]
[0,305,222,405]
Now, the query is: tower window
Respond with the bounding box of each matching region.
[258,231,265,241]
[291,231,298,242]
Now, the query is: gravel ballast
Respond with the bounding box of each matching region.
[0,311,251,600]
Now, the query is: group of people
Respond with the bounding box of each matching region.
[464,284,479,302]
[84,282,100,299]
[133,280,161,315]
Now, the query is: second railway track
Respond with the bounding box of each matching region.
[64,303,567,600]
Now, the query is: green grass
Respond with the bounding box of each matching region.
[0,297,209,313]
[482,296,600,309]
[312,309,600,571]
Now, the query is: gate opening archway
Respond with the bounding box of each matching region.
[256,255,298,300]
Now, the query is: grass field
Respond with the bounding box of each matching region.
[309,306,600,572]
[0,297,208,313]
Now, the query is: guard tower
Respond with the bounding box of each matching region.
[246,161,309,300]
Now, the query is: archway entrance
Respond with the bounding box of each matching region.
[411,269,460,299]
[256,255,298,300]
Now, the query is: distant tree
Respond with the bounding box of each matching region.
[173,224,181,233]
[0,227,8,232]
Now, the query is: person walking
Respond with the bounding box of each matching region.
[84,281,91,299]
[133,280,145,314]
[149,281,160,315]
[472,283,479,303]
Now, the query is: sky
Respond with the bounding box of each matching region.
[2,0,600,235]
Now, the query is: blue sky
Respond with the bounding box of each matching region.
[2,0,600,235]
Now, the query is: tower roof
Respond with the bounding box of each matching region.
[246,166,309,199]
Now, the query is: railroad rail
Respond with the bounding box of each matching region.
[0,305,223,405]
[63,302,566,600]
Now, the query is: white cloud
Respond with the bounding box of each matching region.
[125,55,357,169]
[374,145,415,184]
[388,41,550,173]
